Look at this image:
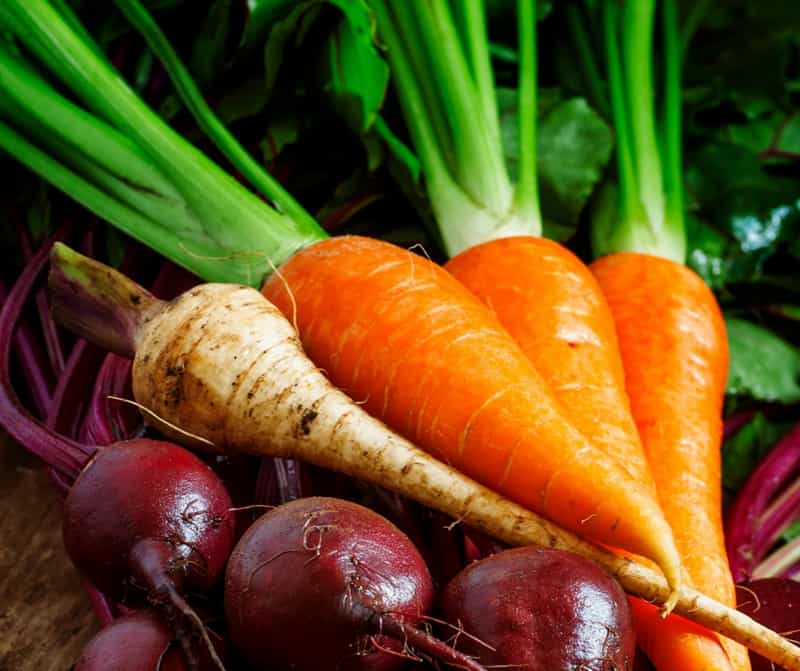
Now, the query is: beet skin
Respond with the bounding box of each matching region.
[63,439,235,603]
[225,496,474,671]
[440,547,636,670]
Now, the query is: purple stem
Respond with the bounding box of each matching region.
[0,282,54,419]
[47,339,106,439]
[11,227,122,627]
[726,422,800,582]
[753,475,800,560]
[0,228,94,480]
[753,536,800,580]
[80,353,136,446]
[17,223,66,377]
[274,458,304,503]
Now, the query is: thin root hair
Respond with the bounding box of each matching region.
[106,396,217,449]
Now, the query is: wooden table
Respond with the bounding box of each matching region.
[0,431,98,670]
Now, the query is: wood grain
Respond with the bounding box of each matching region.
[0,431,98,670]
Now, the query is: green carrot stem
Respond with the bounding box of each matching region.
[371,0,453,184]
[1,0,326,284]
[378,0,455,170]
[451,0,504,154]
[661,0,685,256]
[513,0,542,232]
[602,0,639,225]
[408,0,511,214]
[621,0,664,233]
[113,0,315,228]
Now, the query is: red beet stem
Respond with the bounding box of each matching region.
[130,539,226,671]
[0,281,54,419]
[0,228,93,479]
[17,222,67,377]
[47,339,106,439]
[376,614,488,671]
[726,423,800,581]
[80,353,135,446]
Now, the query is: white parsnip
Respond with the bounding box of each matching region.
[49,244,800,670]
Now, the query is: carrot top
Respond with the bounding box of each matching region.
[0,0,327,287]
[590,0,686,262]
[369,0,543,255]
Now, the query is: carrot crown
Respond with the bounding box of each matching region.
[0,0,327,287]
[589,0,686,263]
[370,0,543,256]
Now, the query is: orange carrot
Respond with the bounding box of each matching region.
[261,235,682,600]
[446,237,737,668]
[445,236,656,494]
[591,252,748,670]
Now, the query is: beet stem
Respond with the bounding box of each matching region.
[377,614,489,671]
[16,221,67,376]
[130,539,227,671]
[0,281,54,419]
[726,422,800,581]
[0,228,93,479]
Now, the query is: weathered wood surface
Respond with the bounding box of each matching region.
[0,431,98,670]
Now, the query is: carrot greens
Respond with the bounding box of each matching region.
[0,0,326,287]
[589,0,685,262]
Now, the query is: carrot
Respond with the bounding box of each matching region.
[48,243,800,669]
[363,0,683,608]
[585,0,750,667]
[592,253,747,668]
[260,235,680,594]
[445,236,656,494]
[446,240,740,668]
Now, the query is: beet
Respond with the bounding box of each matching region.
[440,547,636,671]
[224,496,487,671]
[75,611,192,670]
[63,439,235,669]
[737,579,800,671]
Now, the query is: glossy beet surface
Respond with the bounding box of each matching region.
[75,611,188,671]
[440,547,636,671]
[737,579,800,671]
[224,496,435,671]
[63,439,235,602]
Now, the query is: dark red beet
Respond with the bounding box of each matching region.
[74,611,226,670]
[737,579,800,671]
[224,496,487,671]
[440,547,636,671]
[63,439,235,669]
[75,611,190,671]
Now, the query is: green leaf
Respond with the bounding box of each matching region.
[685,142,800,287]
[240,0,387,127]
[782,520,800,543]
[498,88,613,240]
[537,98,613,238]
[315,13,388,133]
[726,317,800,403]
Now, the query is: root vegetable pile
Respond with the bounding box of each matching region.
[0,1,798,671]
